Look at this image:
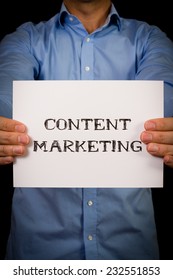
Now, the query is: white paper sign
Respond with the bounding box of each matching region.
[13,80,163,188]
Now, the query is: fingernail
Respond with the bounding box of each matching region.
[148,143,159,152]
[13,146,24,155]
[141,132,153,142]
[15,124,26,133]
[4,157,14,164]
[145,121,156,130]
[18,135,29,144]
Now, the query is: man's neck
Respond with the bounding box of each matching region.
[63,0,111,33]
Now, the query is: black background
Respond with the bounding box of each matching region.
[0,0,173,260]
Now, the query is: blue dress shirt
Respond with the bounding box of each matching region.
[0,3,173,260]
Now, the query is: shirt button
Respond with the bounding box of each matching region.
[88,235,93,241]
[85,66,90,72]
[69,17,74,22]
[87,200,93,206]
[86,37,90,42]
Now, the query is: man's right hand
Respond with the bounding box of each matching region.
[0,116,30,165]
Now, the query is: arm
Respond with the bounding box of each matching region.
[0,24,38,165]
[135,25,173,168]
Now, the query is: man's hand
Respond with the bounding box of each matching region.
[140,117,173,168]
[0,116,30,165]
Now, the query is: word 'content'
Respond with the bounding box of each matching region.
[44,118,132,131]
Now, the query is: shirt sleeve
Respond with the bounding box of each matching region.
[135,24,173,117]
[0,25,39,118]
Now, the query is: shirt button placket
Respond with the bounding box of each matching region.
[83,188,97,259]
[81,36,93,80]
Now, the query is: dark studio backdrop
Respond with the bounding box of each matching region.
[0,0,173,260]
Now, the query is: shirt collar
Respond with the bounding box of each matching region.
[58,2,121,30]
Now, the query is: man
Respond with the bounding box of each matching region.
[0,0,173,259]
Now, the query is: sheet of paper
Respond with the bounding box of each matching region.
[13,80,163,187]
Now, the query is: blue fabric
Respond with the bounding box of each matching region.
[0,2,173,259]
